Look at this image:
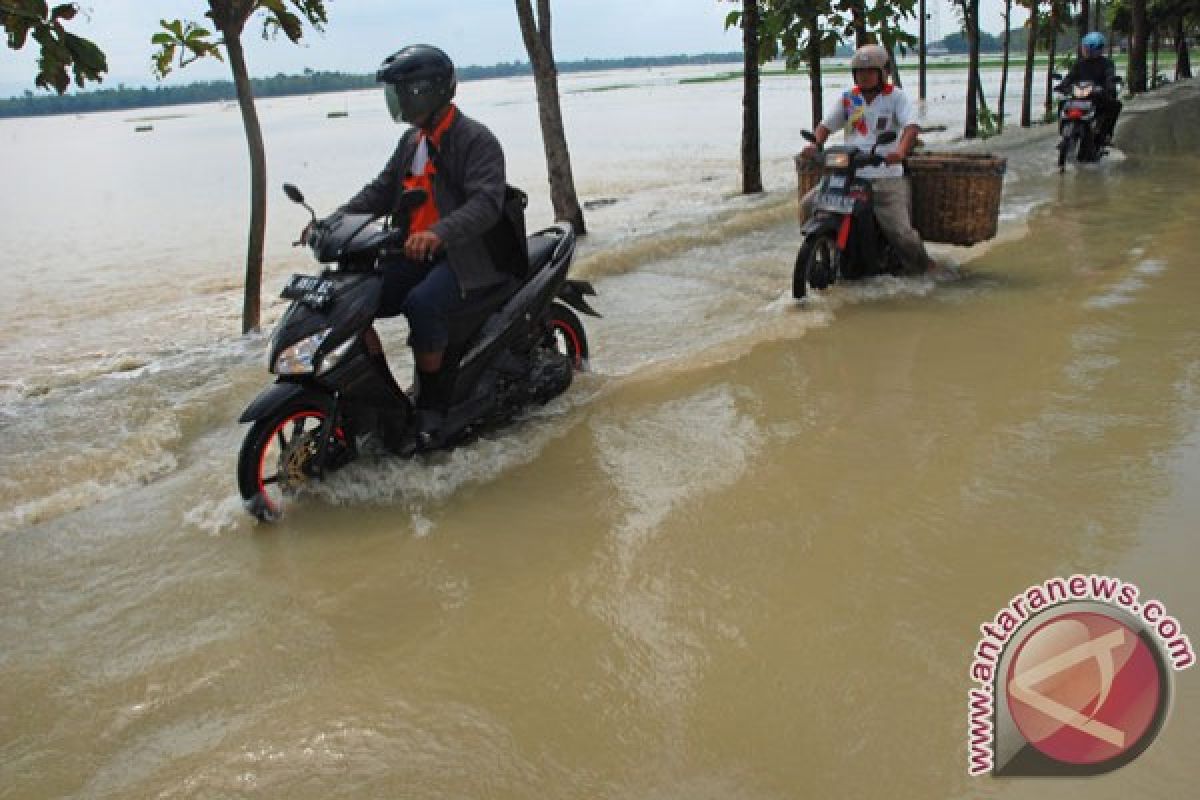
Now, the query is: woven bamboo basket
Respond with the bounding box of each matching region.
[905,152,1007,246]
[794,151,1007,246]
[794,154,824,199]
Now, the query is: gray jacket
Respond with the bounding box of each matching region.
[341,110,507,291]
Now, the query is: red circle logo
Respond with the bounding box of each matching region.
[1006,611,1162,765]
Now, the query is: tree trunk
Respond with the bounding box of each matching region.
[1176,18,1192,80]
[740,1,762,194]
[1147,27,1156,86]
[514,0,586,234]
[964,0,981,138]
[1021,3,1039,128]
[1151,28,1159,86]
[885,39,903,88]
[1044,17,1058,119]
[919,0,927,99]
[998,0,1011,131]
[220,21,265,334]
[850,2,868,48]
[1128,0,1147,92]
[1078,0,1090,38]
[807,15,824,126]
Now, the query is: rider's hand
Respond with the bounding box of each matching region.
[405,230,443,262]
[295,221,313,247]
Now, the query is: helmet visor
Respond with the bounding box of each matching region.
[384,82,404,123]
[383,79,439,124]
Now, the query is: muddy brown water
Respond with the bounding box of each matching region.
[2,75,1199,798]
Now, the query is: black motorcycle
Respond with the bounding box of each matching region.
[793,129,901,299]
[1053,75,1122,170]
[236,184,599,521]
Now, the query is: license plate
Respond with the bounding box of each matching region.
[281,274,334,310]
[1064,100,1092,111]
[816,192,856,214]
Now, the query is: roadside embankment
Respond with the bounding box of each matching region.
[946,76,1200,158]
[1113,77,1200,156]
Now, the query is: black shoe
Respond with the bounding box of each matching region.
[394,409,445,458]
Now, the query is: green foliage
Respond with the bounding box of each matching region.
[1,0,108,93]
[152,1,327,78]
[152,19,222,78]
[975,105,1000,137]
[725,0,918,68]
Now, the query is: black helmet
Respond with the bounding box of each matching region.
[377,44,456,125]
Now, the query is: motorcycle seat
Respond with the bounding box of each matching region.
[444,276,519,347]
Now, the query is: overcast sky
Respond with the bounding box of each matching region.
[1,1,1025,95]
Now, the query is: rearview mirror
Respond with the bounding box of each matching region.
[801,130,817,144]
[283,183,305,204]
[877,130,898,145]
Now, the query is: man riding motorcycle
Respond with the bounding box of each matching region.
[799,44,936,276]
[325,44,510,454]
[1056,32,1122,146]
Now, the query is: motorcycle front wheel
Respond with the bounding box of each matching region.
[237,400,350,522]
[805,235,840,291]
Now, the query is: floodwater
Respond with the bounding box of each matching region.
[1,66,1199,798]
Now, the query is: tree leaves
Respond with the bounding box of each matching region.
[2,0,108,92]
[151,19,223,79]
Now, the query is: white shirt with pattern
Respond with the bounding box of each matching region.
[819,84,916,179]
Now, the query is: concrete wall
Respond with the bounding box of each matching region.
[1114,78,1200,156]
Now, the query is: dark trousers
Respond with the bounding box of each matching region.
[378,257,465,353]
[1096,94,1122,140]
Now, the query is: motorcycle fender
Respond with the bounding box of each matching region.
[238,382,329,424]
[558,279,601,318]
[800,214,841,238]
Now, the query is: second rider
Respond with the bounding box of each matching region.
[799,44,937,276]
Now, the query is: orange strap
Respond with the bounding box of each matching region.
[403,105,458,234]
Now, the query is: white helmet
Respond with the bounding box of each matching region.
[850,44,889,71]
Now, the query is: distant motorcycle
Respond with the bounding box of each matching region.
[235,183,599,521]
[1053,74,1122,170]
[793,129,902,299]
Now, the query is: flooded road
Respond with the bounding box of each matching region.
[2,71,1199,797]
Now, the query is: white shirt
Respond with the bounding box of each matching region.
[819,84,916,179]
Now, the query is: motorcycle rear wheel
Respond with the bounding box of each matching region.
[237,401,349,522]
[1078,126,1097,161]
[543,303,589,369]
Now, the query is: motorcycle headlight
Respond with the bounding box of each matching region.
[317,335,356,375]
[1073,85,1092,99]
[273,328,331,375]
[824,152,851,169]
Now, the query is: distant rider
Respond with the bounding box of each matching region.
[333,44,509,453]
[1056,32,1122,145]
[799,44,936,276]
